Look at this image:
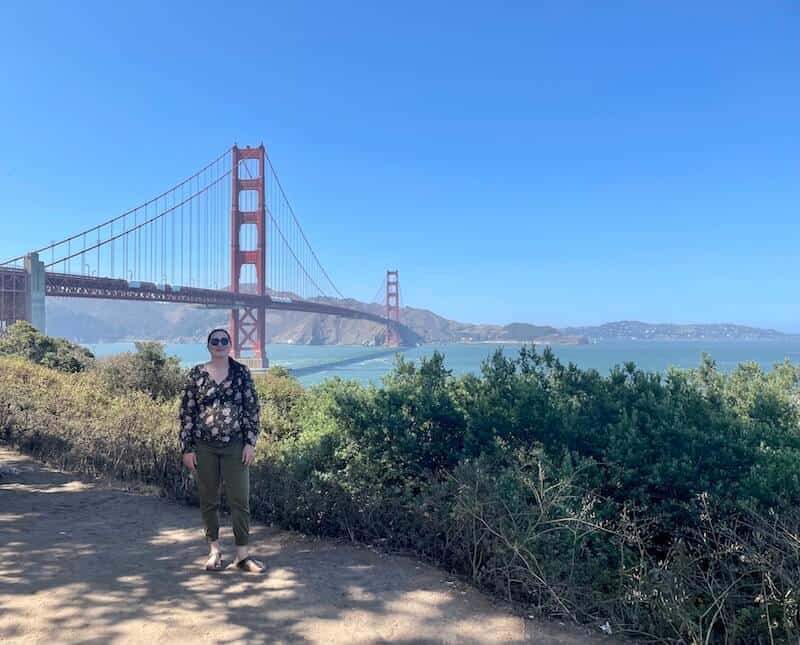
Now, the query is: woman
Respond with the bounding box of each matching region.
[179,328,266,573]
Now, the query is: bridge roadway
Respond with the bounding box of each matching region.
[0,267,395,328]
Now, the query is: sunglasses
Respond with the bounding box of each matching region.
[209,337,230,347]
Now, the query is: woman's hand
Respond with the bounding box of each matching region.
[242,444,256,466]
[182,452,197,471]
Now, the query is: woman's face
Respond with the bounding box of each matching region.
[207,331,232,359]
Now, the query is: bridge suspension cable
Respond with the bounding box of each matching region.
[0,149,230,270]
[238,152,344,301]
[0,151,234,294]
[264,154,344,300]
[1,146,362,310]
[42,169,231,272]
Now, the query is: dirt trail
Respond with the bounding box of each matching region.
[0,446,614,644]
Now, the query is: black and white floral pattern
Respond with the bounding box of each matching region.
[178,358,260,454]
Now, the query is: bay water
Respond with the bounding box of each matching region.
[84,339,800,388]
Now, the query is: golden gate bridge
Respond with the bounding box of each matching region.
[0,144,406,367]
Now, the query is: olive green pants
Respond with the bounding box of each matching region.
[194,440,250,546]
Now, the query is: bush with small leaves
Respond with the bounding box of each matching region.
[0,321,94,372]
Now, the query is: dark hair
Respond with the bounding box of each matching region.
[206,328,232,346]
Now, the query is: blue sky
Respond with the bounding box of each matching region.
[0,1,798,329]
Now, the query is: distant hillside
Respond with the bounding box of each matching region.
[43,298,788,346]
[44,295,581,346]
[562,320,790,341]
[499,323,560,341]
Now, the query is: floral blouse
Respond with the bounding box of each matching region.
[179,358,260,453]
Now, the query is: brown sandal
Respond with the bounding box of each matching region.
[234,555,266,573]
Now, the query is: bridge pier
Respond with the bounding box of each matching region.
[25,253,47,334]
[1,253,45,335]
[25,253,46,332]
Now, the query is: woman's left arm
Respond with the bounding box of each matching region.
[241,366,261,448]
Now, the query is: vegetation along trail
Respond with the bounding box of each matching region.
[0,447,610,644]
[4,323,800,642]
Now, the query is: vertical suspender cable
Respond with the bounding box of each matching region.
[180,185,184,287]
[161,195,165,283]
[171,188,175,285]
[189,176,193,286]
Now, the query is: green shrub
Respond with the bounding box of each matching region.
[253,366,306,440]
[0,321,94,372]
[3,344,800,643]
[0,356,191,497]
[92,341,185,401]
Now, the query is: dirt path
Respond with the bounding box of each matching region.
[0,447,614,644]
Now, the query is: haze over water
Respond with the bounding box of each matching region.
[85,339,800,388]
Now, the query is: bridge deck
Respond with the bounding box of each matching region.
[0,267,403,332]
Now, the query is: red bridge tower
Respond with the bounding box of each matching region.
[386,269,400,346]
[230,145,268,369]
